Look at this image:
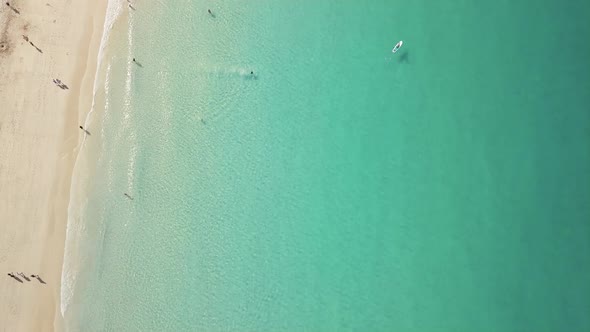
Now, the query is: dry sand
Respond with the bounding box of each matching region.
[0,0,107,330]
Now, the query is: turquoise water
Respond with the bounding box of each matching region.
[63,0,590,331]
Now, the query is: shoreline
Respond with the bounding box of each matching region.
[0,0,107,330]
[61,0,135,324]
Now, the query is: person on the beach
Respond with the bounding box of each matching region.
[79,126,90,135]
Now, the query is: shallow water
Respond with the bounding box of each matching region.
[63,0,590,331]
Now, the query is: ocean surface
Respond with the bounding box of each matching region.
[62,0,590,331]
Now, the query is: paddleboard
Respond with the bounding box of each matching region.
[392,40,403,53]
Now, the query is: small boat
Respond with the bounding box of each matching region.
[392,40,403,53]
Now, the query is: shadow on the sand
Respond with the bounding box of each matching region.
[8,274,23,283]
[18,273,31,282]
[31,275,47,284]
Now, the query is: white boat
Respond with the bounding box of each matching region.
[392,40,403,53]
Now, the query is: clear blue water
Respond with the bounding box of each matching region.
[63,0,590,331]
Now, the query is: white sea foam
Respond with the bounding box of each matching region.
[60,0,126,320]
[124,13,137,202]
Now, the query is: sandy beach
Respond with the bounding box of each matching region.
[0,0,106,330]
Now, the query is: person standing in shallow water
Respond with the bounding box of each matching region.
[131,58,143,68]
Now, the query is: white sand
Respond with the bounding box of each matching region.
[0,0,107,330]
